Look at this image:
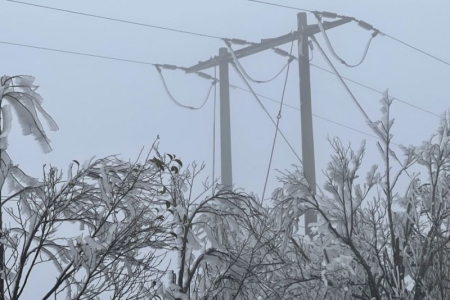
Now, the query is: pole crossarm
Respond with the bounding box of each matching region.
[185,17,352,73]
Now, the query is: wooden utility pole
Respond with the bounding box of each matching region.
[297,12,316,236]
[185,14,351,235]
[219,48,233,189]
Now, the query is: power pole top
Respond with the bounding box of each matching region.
[184,17,352,73]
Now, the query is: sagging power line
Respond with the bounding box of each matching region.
[0,36,436,139]
[249,0,450,67]
[4,0,439,118]
[3,2,438,237]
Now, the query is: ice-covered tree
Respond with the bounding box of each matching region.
[269,91,450,299]
[0,76,169,299]
[151,154,287,300]
[0,75,58,298]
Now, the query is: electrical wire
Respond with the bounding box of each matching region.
[382,33,450,67]
[247,0,313,12]
[309,63,440,117]
[23,0,441,71]
[1,3,441,118]
[155,66,216,110]
[311,36,371,122]
[0,40,157,65]
[228,83,398,143]
[0,39,221,111]
[3,35,433,129]
[6,0,223,40]
[261,41,294,203]
[311,35,409,172]
[271,45,439,117]
[229,62,303,164]
[0,29,438,128]
[223,39,294,84]
[248,0,450,68]
[314,13,377,68]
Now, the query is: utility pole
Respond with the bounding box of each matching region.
[185,14,351,235]
[219,48,233,189]
[297,12,316,236]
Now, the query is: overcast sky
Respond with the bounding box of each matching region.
[3,0,450,196]
[3,0,450,298]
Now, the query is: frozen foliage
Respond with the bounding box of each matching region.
[0,151,176,300]
[0,75,60,299]
[170,92,450,299]
[0,75,58,153]
[267,92,450,300]
[4,77,450,300]
[0,75,58,196]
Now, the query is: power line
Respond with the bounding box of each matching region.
[272,46,439,117]
[0,39,218,111]
[155,66,216,110]
[197,67,386,139]
[5,1,442,118]
[247,0,313,12]
[0,38,434,144]
[382,33,450,67]
[6,0,223,40]
[309,63,440,118]
[312,36,407,160]
[1,35,438,120]
[311,36,371,123]
[227,84,388,142]
[0,40,156,65]
[224,39,294,84]
[248,0,450,68]
[314,13,378,68]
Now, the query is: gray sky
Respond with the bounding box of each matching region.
[2,0,450,298]
[3,1,450,195]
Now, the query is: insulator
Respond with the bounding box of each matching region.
[321,11,338,19]
[273,48,289,57]
[197,72,213,80]
[229,38,248,45]
[161,64,178,70]
[358,20,373,31]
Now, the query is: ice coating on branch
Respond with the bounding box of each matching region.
[0,104,12,149]
[0,75,58,153]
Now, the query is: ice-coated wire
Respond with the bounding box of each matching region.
[230,62,303,165]
[155,66,216,110]
[314,13,376,68]
[311,36,371,121]
[223,39,294,84]
[250,1,450,68]
[311,35,410,174]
